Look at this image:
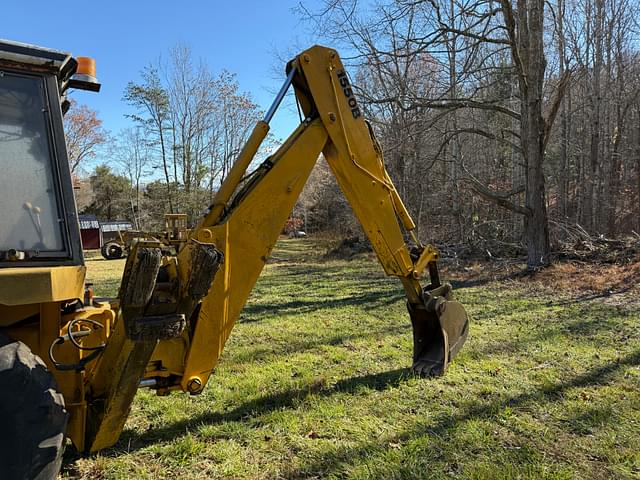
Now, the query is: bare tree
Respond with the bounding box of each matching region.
[124,66,174,212]
[114,127,152,228]
[301,0,572,266]
[123,43,264,223]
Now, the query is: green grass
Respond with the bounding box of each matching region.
[63,239,640,479]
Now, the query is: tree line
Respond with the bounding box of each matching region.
[69,44,264,230]
[67,1,640,267]
[295,0,640,267]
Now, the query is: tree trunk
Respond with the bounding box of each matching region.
[558,0,569,219]
[518,0,551,267]
[636,107,640,232]
[586,0,604,232]
[158,121,174,213]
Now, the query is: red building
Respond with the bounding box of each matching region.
[78,214,101,249]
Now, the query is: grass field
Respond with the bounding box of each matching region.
[63,240,640,479]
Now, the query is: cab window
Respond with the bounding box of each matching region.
[0,71,65,255]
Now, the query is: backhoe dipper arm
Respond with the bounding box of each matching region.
[174,46,469,394]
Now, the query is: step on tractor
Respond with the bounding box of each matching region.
[0,39,470,479]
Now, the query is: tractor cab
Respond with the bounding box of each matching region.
[0,39,99,268]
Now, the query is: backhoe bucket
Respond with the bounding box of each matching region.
[408,284,469,377]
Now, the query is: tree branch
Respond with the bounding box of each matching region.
[460,169,530,216]
[543,68,572,149]
[360,96,522,120]
[499,0,527,89]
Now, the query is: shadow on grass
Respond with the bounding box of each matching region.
[242,289,406,320]
[234,286,633,367]
[284,349,640,479]
[65,241,639,476]
[471,309,633,359]
[562,403,616,435]
[230,322,410,364]
[83,367,413,459]
[67,349,638,473]
[252,263,392,291]
[553,284,637,305]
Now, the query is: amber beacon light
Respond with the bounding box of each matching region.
[76,56,97,79]
[69,55,101,91]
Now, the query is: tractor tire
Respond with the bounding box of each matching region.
[101,242,124,260]
[0,334,68,480]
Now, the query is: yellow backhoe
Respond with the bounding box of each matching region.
[0,39,469,479]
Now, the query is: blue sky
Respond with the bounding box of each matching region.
[3,1,322,163]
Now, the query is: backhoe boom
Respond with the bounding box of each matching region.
[172,45,470,394]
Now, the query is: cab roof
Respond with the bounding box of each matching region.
[0,39,78,92]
